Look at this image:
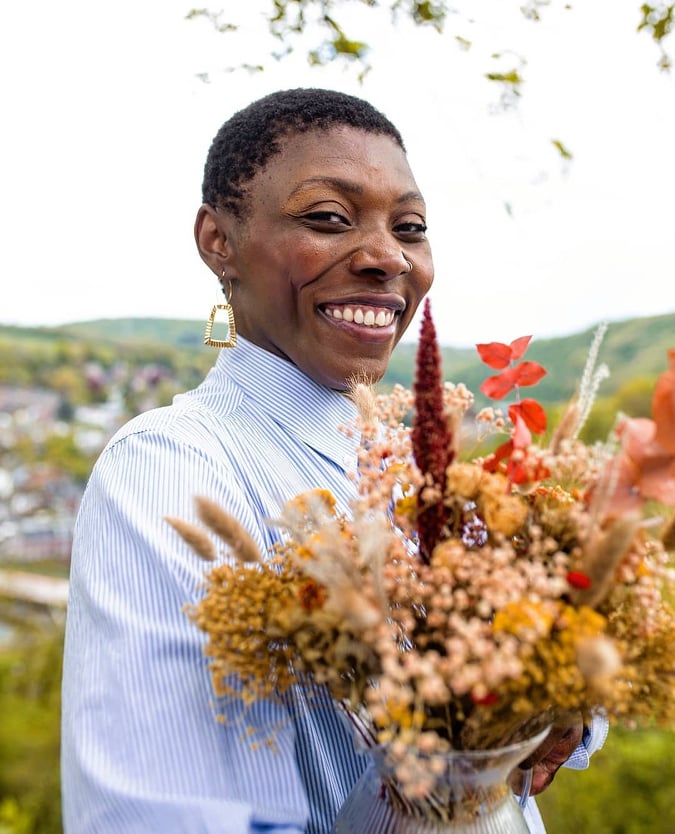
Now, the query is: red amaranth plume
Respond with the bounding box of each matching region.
[412,299,454,562]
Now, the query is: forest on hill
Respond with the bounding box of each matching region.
[3,309,674,411]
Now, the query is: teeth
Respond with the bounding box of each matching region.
[325,305,395,328]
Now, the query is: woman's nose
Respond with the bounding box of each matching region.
[348,236,411,280]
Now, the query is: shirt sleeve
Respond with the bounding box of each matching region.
[61,427,309,834]
[561,712,610,771]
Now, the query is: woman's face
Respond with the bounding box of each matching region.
[198,126,434,390]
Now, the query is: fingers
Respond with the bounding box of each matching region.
[511,714,585,797]
[527,720,585,796]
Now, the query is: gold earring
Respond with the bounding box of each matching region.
[204,276,237,348]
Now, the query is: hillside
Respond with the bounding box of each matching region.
[2,311,673,408]
[386,312,675,406]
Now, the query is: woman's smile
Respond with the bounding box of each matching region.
[323,304,397,328]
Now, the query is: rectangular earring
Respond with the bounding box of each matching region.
[204,277,237,348]
[204,304,236,348]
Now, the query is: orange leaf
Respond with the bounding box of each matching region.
[652,348,675,454]
[509,335,532,361]
[607,416,675,513]
[639,457,675,506]
[479,367,518,400]
[513,361,547,388]
[476,341,513,370]
[509,399,547,435]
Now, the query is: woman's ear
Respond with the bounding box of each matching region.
[194,204,233,277]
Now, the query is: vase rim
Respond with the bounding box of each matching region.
[366,725,552,761]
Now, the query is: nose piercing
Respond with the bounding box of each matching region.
[403,256,413,273]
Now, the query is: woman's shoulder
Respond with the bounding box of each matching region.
[102,380,246,460]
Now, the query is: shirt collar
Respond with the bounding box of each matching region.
[211,337,361,472]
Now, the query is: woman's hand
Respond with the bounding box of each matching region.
[509,713,585,797]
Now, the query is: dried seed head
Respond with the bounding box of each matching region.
[347,379,378,427]
[194,495,262,563]
[164,516,216,561]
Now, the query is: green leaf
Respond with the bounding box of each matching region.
[551,138,574,160]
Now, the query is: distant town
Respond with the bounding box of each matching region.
[0,382,124,565]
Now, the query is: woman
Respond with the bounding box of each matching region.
[61,88,605,834]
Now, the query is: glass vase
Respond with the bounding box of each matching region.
[332,728,549,834]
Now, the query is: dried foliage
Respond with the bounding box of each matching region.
[175,312,675,799]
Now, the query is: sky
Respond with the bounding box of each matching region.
[1,0,674,347]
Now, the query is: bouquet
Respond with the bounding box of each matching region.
[168,300,675,800]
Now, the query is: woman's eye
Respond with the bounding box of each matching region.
[395,221,427,238]
[303,211,350,227]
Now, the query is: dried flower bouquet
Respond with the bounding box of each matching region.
[168,301,675,796]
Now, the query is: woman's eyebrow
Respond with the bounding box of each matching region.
[288,177,364,196]
[288,178,425,205]
[397,190,425,205]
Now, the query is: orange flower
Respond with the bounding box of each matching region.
[298,579,328,613]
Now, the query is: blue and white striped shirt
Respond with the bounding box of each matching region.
[61,336,606,834]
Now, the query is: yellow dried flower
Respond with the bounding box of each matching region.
[445,462,485,499]
[493,601,555,640]
[479,489,528,538]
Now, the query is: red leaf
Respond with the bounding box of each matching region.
[476,341,512,370]
[566,571,592,590]
[507,459,531,485]
[513,361,547,388]
[482,440,513,473]
[509,335,532,361]
[509,399,547,435]
[479,367,518,400]
[511,414,532,450]
[508,456,550,485]
[471,691,499,706]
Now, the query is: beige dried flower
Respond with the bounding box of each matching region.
[576,635,622,691]
[573,516,641,607]
[164,516,216,561]
[348,379,378,427]
[195,495,262,563]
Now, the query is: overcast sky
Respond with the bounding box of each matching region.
[1,0,673,347]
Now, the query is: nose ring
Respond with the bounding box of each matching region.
[403,256,413,274]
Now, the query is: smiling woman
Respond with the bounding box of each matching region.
[59,88,603,834]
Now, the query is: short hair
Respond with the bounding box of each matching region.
[201,88,405,218]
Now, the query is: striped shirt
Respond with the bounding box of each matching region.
[61,336,606,834]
